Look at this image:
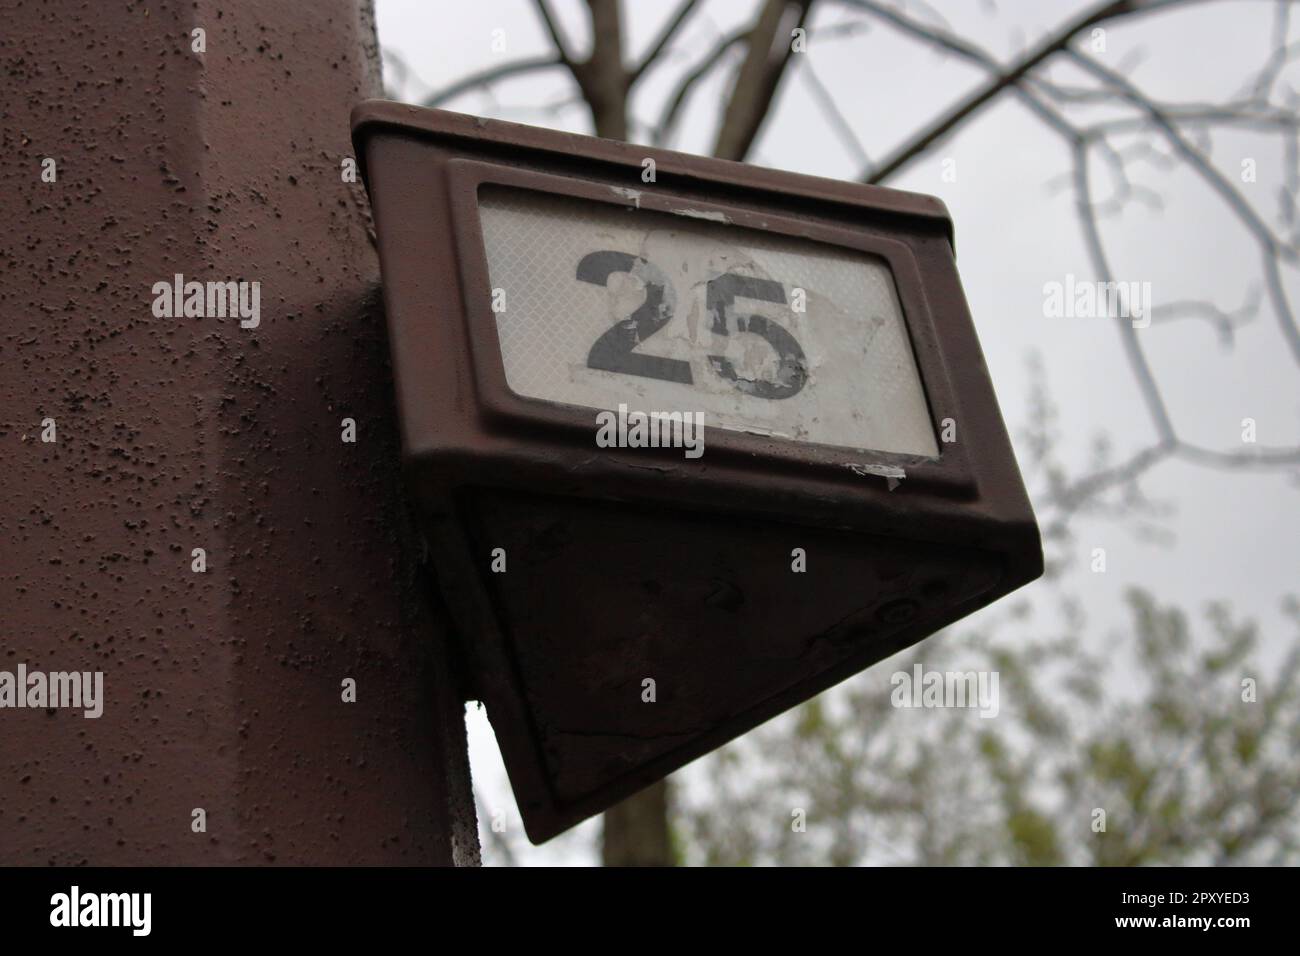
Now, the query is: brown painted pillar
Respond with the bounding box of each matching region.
[0,0,477,864]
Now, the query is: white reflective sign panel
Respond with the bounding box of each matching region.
[478,186,938,457]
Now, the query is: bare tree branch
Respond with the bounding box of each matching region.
[1046,444,1174,527]
[1175,441,1300,468]
[827,0,1300,525]
[631,0,703,85]
[1071,140,1180,442]
[1045,133,1300,518]
[1066,49,1300,366]
[576,0,630,139]
[1089,105,1300,134]
[1151,293,1259,345]
[420,55,565,108]
[533,0,578,68]
[846,0,1220,184]
[713,0,816,161]
[652,29,746,147]
[797,56,870,167]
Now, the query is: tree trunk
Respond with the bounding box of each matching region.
[602,779,674,866]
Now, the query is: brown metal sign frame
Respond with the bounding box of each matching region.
[352,101,1042,842]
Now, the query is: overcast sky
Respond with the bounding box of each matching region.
[375,0,1300,865]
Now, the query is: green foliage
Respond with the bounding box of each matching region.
[676,587,1300,866]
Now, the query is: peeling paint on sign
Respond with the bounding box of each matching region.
[848,462,907,490]
[609,186,642,208]
[671,207,731,223]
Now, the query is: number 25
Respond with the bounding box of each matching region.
[577,250,808,400]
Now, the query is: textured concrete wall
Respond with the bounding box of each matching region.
[0,0,477,865]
